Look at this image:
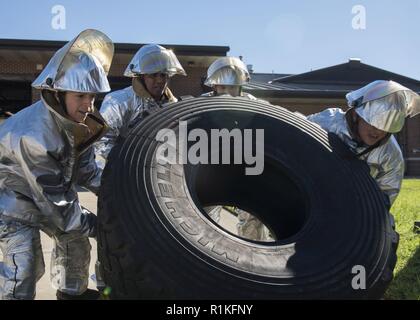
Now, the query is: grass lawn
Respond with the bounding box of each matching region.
[384,179,420,300]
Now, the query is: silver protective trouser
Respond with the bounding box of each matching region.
[206,206,222,223]
[236,211,272,241]
[206,206,272,241]
[0,219,91,300]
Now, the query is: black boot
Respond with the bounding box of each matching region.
[56,288,100,300]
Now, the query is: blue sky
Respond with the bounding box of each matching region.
[1,0,419,79]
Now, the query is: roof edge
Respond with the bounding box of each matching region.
[0,38,230,56]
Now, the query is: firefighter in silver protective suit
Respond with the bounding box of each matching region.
[202,56,272,241]
[307,80,420,208]
[202,56,257,100]
[95,44,186,160]
[0,29,113,300]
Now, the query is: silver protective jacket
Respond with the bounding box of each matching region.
[0,91,108,236]
[96,78,178,159]
[307,108,404,205]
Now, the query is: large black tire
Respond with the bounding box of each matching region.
[97,96,399,299]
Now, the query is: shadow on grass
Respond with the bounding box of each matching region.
[385,246,420,300]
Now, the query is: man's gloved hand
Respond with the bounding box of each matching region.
[81,206,97,239]
[382,193,391,211]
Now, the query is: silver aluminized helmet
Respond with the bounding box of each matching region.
[32,29,114,93]
[124,44,186,77]
[204,57,250,87]
[346,80,420,133]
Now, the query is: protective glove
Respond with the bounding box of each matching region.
[81,206,97,239]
